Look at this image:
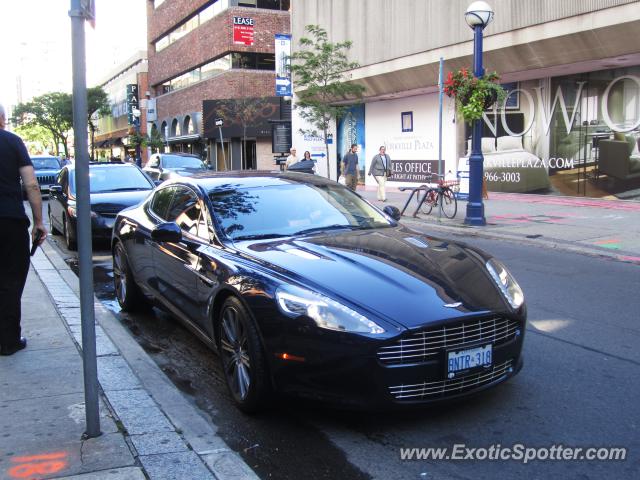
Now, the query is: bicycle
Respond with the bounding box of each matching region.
[415,174,458,219]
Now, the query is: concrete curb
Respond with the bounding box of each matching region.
[33,239,259,480]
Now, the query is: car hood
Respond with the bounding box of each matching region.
[89,190,153,214]
[235,226,509,329]
[34,169,60,175]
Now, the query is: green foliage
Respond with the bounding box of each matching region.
[12,92,73,157]
[444,68,506,123]
[289,25,365,174]
[127,128,165,152]
[15,123,56,154]
[87,86,111,131]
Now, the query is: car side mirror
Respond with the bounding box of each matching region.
[151,222,182,243]
[49,184,63,194]
[154,179,163,186]
[383,205,401,221]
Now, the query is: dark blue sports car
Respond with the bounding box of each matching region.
[112,172,526,412]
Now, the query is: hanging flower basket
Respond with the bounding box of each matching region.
[444,68,506,123]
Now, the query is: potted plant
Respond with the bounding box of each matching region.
[444,68,507,123]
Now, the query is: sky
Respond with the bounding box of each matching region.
[0,0,147,111]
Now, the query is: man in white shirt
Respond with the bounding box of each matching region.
[285,147,298,169]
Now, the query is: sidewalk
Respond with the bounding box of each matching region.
[0,241,258,480]
[358,186,640,265]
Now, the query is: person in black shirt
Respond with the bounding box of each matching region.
[0,103,47,355]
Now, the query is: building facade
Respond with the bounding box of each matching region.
[291,0,640,200]
[94,51,150,163]
[147,0,291,170]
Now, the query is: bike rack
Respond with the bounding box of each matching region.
[398,185,431,217]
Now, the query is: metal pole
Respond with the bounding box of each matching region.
[464,24,487,226]
[135,117,142,167]
[218,126,227,170]
[69,0,101,438]
[438,57,444,221]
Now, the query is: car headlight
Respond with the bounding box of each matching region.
[276,285,385,334]
[486,258,524,309]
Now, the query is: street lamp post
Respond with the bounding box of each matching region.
[464,1,494,226]
[132,107,142,168]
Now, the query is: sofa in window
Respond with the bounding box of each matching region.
[599,133,640,182]
[465,136,551,193]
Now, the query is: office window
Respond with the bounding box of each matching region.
[401,112,413,132]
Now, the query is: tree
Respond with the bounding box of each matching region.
[15,124,57,154]
[12,92,73,157]
[289,25,365,177]
[87,86,111,160]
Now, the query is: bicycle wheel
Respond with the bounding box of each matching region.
[416,189,434,215]
[440,188,458,218]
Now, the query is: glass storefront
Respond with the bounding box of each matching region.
[467,66,640,200]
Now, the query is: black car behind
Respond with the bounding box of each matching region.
[49,162,155,249]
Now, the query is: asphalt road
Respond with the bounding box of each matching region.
[43,201,640,480]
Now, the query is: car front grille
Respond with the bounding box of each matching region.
[388,359,514,401]
[37,175,56,185]
[378,316,520,366]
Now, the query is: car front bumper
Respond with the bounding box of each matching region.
[269,312,526,409]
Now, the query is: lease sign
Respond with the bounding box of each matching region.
[233,17,254,45]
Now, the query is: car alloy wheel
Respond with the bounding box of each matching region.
[64,214,77,250]
[48,207,61,235]
[219,297,269,412]
[113,242,148,312]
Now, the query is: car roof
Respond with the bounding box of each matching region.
[160,170,335,193]
[65,162,140,171]
[157,152,200,158]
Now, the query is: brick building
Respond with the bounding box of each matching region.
[147,0,291,170]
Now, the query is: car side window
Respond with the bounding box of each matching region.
[150,186,175,220]
[166,187,203,237]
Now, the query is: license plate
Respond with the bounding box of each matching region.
[447,344,492,378]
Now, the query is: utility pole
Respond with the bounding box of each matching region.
[69,0,101,439]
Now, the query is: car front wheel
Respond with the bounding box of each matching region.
[63,214,77,250]
[48,207,61,235]
[113,242,149,312]
[219,296,270,413]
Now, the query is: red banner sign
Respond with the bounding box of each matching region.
[233,17,254,46]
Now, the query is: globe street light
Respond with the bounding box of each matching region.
[464,1,494,226]
[132,107,142,168]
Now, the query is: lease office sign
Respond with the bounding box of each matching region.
[233,16,254,46]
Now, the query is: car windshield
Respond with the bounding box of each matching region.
[69,166,153,194]
[32,158,61,170]
[162,155,204,169]
[209,183,392,240]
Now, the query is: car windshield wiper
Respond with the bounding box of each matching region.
[233,233,290,241]
[293,224,354,236]
[97,187,152,192]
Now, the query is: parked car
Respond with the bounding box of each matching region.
[25,155,63,196]
[143,152,207,182]
[49,162,155,250]
[112,172,526,412]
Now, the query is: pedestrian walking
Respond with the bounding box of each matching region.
[341,144,359,191]
[285,147,298,170]
[368,145,392,201]
[0,103,47,355]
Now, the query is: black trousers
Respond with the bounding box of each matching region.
[0,218,30,349]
